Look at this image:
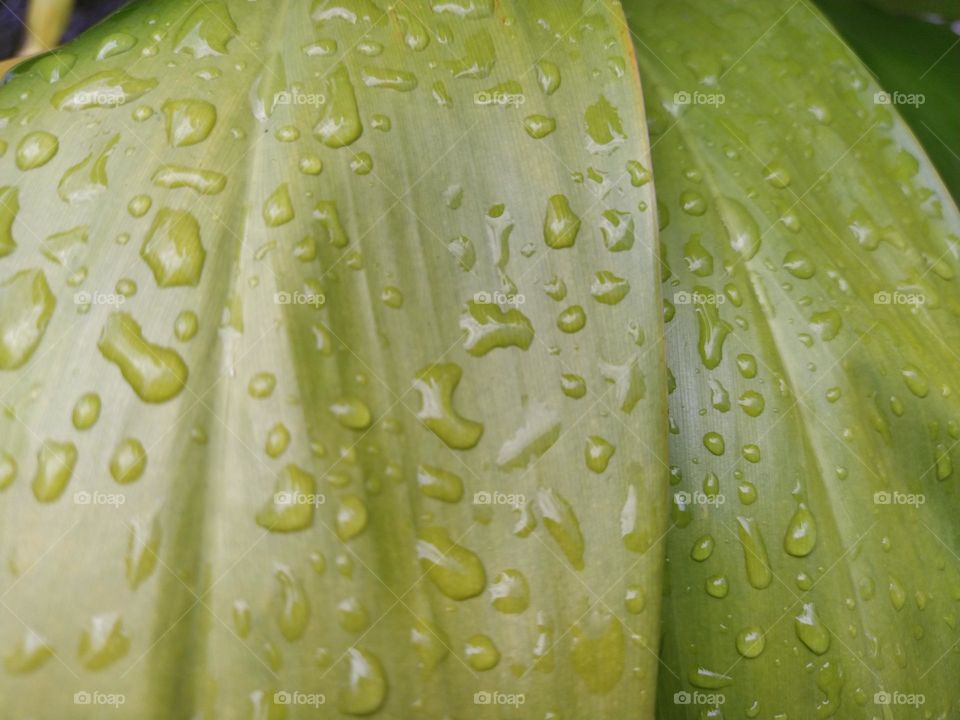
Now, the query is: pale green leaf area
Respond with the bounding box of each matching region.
[625,0,960,717]
[0,1,668,719]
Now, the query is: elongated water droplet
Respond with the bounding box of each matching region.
[736,516,772,589]
[489,568,529,614]
[794,602,830,654]
[52,71,157,110]
[338,648,387,716]
[0,269,56,370]
[417,526,486,600]
[32,440,77,502]
[571,608,625,693]
[460,300,533,355]
[417,464,463,503]
[543,194,580,249]
[98,312,188,403]
[78,612,129,670]
[152,165,226,195]
[315,65,363,148]
[275,565,309,641]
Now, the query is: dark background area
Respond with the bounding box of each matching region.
[0,0,132,56]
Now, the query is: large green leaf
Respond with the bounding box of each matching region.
[625,0,960,716]
[0,1,669,718]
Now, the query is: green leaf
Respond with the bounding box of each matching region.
[0,1,668,717]
[625,0,960,716]
[816,0,960,204]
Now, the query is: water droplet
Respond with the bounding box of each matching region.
[98,312,188,402]
[691,534,715,561]
[599,209,635,252]
[783,250,816,278]
[141,209,206,287]
[58,136,117,204]
[784,503,817,557]
[794,602,830,654]
[413,363,483,450]
[32,440,77,502]
[571,608,625,693]
[703,431,725,456]
[337,648,387,716]
[901,364,929,398]
[718,197,760,260]
[0,269,56,369]
[0,451,16,491]
[738,390,764,417]
[173,2,237,57]
[275,564,309,641]
[489,568,529,613]
[96,32,137,60]
[705,575,728,598]
[52,70,157,110]
[263,183,294,227]
[688,665,732,689]
[558,305,586,333]
[460,300,533,355]
[256,465,317,532]
[125,514,161,589]
[0,187,19,257]
[417,526,486,600]
[543,194,580,249]
[561,373,586,399]
[71,393,101,430]
[736,516,772,589]
[152,164,226,195]
[174,310,198,341]
[679,190,706,216]
[78,612,129,669]
[524,115,556,138]
[416,464,463,503]
[731,627,764,661]
[336,494,368,541]
[535,60,561,94]
[330,397,372,430]
[249,372,276,399]
[4,630,52,674]
[265,423,290,458]
[337,596,369,633]
[535,488,584,569]
[410,619,448,672]
[624,584,646,613]
[585,436,615,473]
[17,130,60,172]
[464,634,500,671]
[315,65,363,148]
[591,271,630,304]
[584,95,625,154]
[109,438,147,484]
